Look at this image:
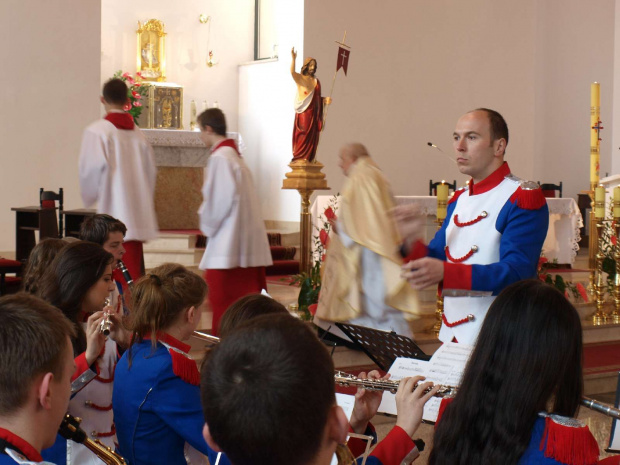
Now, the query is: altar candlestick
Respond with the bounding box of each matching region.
[595,185,606,219]
[591,82,601,188]
[615,187,620,219]
[437,181,448,221]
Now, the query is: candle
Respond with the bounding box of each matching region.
[190,100,197,123]
[614,186,620,219]
[437,181,449,221]
[595,185,606,219]
[590,82,600,186]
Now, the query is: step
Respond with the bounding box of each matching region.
[144,233,197,250]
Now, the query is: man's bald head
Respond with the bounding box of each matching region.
[338,143,369,176]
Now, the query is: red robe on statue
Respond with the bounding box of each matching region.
[292,79,323,162]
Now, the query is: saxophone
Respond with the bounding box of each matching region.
[59,414,126,465]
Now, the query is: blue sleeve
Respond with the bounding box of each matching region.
[151,374,231,465]
[470,200,549,294]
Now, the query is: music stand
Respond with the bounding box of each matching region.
[335,322,430,371]
[606,371,620,453]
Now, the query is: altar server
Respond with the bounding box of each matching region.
[197,108,272,335]
[78,78,158,283]
[400,108,548,345]
[113,263,229,465]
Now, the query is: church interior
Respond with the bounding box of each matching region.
[3,0,620,463]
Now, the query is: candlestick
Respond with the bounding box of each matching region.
[614,187,620,219]
[436,181,448,221]
[595,185,606,219]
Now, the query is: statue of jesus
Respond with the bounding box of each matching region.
[290,48,331,162]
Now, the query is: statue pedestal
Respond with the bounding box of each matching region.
[282,160,330,274]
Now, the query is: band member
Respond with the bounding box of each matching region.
[0,294,75,465]
[21,238,67,295]
[38,242,130,465]
[113,263,229,465]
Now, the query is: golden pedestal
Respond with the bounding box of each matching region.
[282,160,330,275]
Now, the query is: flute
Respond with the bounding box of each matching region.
[192,331,220,345]
[335,372,620,419]
[99,298,112,336]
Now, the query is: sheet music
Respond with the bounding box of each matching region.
[377,342,472,422]
[330,394,356,465]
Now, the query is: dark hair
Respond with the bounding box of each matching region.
[201,314,335,465]
[102,78,129,105]
[301,57,317,76]
[22,238,67,294]
[79,214,127,245]
[0,293,76,415]
[37,241,114,355]
[474,107,509,147]
[128,263,207,362]
[429,280,583,465]
[218,294,288,338]
[197,108,227,135]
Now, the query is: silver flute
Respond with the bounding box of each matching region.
[99,298,112,336]
[334,372,620,419]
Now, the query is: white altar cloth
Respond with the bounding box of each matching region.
[311,196,582,265]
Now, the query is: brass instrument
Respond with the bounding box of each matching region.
[59,414,126,465]
[192,330,220,345]
[100,298,112,336]
[335,372,620,419]
[117,260,134,290]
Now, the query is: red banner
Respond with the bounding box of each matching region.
[336,46,350,75]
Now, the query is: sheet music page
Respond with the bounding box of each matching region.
[377,342,472,422]
[331,394,356,465]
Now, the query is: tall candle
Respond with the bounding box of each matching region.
[614,186,620,219]
[591,82,600,187]
[595,185,606,219]
[437,181,449,221]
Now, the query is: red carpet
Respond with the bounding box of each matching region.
[583,342,620,375]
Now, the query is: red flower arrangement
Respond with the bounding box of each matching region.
[112,70,148,124]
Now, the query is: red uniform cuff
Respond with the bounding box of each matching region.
[443,262,472,290]
[404,240,427,263]
[72,352,92,381]
[370,426,417,465]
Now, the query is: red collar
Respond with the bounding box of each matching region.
[144,332,191,353]
[105,112,135,130]
[0,427,42,462]
[212,139,240,157]
[468,162,511,195]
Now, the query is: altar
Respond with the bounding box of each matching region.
[311,195,583,265]
[144,129,244,230]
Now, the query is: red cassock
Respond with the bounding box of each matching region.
[292,79,323,162]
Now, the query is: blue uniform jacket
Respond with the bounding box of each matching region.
[113,335,229,465]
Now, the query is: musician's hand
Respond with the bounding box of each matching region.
[85,311,107,366]
[391,204,425,250]
[350,370,390,434]
[402,257,444,289]
[395,376,440,437]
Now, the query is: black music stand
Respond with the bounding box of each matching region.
[606,371,620,453]
[335,322,430,371]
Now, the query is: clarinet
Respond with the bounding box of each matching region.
[335,372,620,419]
[59,414,126,465]
[117,260,134,290]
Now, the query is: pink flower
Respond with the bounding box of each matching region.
[538,273,548,282]
[136,72,143,78]
[324,207,336,221]
[123,103,132,111]
[319,230,330,247]
[576,283,589,303]
[133,101,142,107]
[612,235,618,246]
[132,91,142,99]
[321,254,326,262]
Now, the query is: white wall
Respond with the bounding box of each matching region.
[0,0,101,252]
[101,0,255,132]
[238,0,304,222]
[301,0,615,201]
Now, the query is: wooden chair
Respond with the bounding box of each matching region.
[40,187,64,238]
[0,258,22,296]
[429,180,457,196]
[537,181,562,198]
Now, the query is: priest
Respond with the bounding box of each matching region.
[315,143,420,339]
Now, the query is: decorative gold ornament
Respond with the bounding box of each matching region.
[136,19,167,82]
